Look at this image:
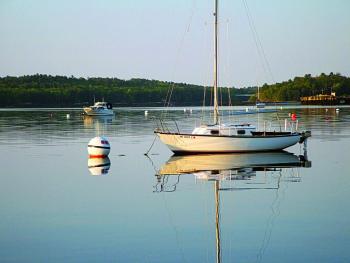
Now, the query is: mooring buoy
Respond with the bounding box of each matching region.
[87,136,110,158]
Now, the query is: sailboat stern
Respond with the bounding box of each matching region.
[299,130,312,143]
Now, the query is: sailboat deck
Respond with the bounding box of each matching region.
[155,130,298,138]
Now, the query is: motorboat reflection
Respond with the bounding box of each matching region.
[88,157,111,176]
[83,115,113,128]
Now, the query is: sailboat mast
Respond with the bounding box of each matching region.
[213,0,219,124]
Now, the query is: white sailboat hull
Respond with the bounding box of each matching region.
[156,132,301,153]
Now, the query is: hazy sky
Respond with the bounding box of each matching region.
[0,0,349,87]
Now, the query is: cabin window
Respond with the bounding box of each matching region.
[210,130,219,135]
[237,129,246,135]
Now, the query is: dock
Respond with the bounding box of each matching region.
[300,93,350,105]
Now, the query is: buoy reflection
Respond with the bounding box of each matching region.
[88,157,111,176]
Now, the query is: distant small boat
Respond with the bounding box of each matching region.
[83,101,114,116]
[256,79,265,108]
[256,101,266,109]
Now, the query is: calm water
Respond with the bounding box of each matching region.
[0,106,349,262]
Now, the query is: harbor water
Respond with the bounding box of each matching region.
[0,106,349,262]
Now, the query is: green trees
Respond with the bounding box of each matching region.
[257,73,350,102]
[1,73,348,107]
[0,74,252,107]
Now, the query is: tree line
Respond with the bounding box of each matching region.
[1,73,349,107]
[0,74,254,107]
[254,72,350,102]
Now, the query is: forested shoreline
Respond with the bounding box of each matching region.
[0,75,254,107]
[256,73,350,102]
[0,73,349,107]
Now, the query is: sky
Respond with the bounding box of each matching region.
[0,0,349,88]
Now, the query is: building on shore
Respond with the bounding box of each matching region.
[300,93,350,105]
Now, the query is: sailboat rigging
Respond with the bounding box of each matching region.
[155,0,310,153]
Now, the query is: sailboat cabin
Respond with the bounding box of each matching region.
[192,124,256,136]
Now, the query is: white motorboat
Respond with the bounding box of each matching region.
[155,0,310,153]
[83,101,114,116]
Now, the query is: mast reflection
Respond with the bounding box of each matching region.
[154,151,311,263]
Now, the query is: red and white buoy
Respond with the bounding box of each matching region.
[87,136,110,158]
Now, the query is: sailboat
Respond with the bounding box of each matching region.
[155,0,311,154]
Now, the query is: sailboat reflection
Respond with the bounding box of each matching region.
[155,151,311,191]
[154,151,311,262]
[88,157,111,176]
